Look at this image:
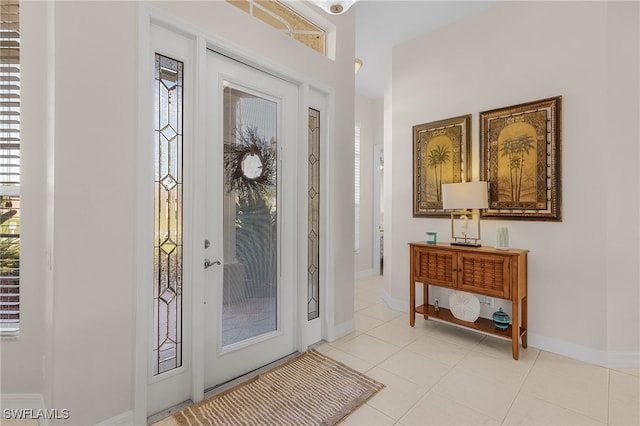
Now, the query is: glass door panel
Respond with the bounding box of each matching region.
[222,86,278,348]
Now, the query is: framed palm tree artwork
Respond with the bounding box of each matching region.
[413,114,471,217]
[480,96,562,221]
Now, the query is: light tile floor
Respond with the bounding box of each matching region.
[152,275,639,426]
[322,275,639,426]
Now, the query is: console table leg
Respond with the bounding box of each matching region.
[522,295,528,348]
[512,299,520,360]
[423,283,429,319]
[410,280,416,327]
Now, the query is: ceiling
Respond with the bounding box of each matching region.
[354,1,498,99]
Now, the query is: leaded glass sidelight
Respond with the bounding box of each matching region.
[153,54,183,375]
[307,109,320,320]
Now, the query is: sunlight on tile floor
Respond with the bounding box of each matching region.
[151,275,639,426]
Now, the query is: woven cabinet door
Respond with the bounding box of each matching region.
[414,247,457,289]
[457,252,510,298]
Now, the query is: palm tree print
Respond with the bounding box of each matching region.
[426,144,451,202]
[499,134,535,202]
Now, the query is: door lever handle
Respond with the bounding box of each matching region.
[204,259,221,269]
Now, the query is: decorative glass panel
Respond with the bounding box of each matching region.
[153,54,183,375]
[228,0,326,55]
[222,86,278,347]
[307,109,320,320]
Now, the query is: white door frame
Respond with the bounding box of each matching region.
[302,89,331,349]
[142,24,198,417]
[135,5,335,423]
[372,144,384,276]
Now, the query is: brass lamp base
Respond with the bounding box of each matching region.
[451,241,482,248]
[449,210,483,247]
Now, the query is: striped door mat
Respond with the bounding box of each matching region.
[173,350,384,425]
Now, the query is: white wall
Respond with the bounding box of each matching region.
[2,1,356,424]
[605,0,640,365]
[355,95,385,277]
[51,4,138,423]
[385,1,639,367]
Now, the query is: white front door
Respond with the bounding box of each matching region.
[203,51,298,388]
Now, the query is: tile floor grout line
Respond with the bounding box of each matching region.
[497,348,541,426]
[512,390,609,425]
[511,349,608,425]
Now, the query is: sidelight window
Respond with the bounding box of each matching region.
[307,108,320,320]
[153,54,184,375]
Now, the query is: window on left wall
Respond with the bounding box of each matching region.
[0,0,20,336]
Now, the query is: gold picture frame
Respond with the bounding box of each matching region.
[480,96,562,221]
[413,115,471,217]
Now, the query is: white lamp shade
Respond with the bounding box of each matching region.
[442,181,489,210]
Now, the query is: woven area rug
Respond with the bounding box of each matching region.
[173,350,384,426]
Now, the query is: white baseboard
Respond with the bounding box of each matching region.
[528,336,639,369]
[527,332,609,367]
[607,351,640,369]
[325,318,354,342]
[0,394,48,426]
[354,269,374,280]
[93,410,134,426]
[381,288,407,313]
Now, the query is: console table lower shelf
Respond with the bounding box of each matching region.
[415,303,527,343]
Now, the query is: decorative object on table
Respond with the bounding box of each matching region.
[492,307,511,330]
[480,96,562,221]
[425,232,437,244]
[434,299,439,312]
[442,181,489,247]
[413,115,471,217]
[496,227,509,250]
[449,291,481,323]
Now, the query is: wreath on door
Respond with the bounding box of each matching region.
[223,127,276,199]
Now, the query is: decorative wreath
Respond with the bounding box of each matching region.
[223,127,276,199]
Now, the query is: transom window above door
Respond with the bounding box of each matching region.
[228,0,327,56]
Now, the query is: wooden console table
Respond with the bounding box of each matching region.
[409,242,529,359]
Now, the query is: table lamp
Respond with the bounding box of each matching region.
[441,181,488,247]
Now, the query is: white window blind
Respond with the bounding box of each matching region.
[0,0,20,335]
